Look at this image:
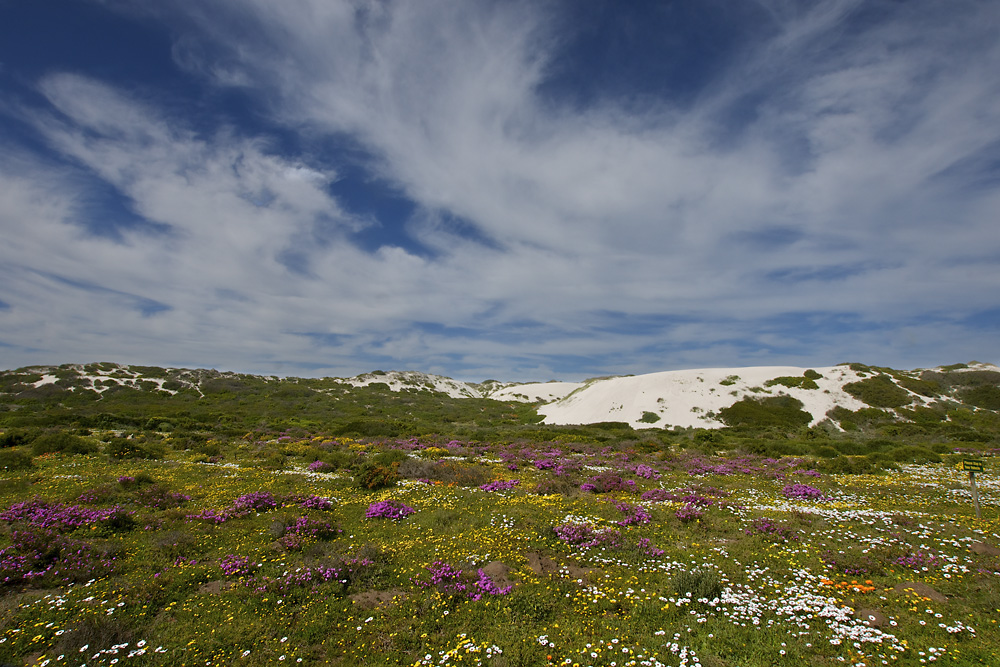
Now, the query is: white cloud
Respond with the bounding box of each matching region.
[1,0,998,378]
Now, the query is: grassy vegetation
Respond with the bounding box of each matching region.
[1,363,999,666]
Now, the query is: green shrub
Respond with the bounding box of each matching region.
[811,445,839,458]
[888,445,942,464]
[816,455,896,474]
[960,385,1000,411]
[843,375,912,408]
[0,430,32,448]
[718,396,812,429]
[803,369,823,380]
[896,376,940,397]
[638,411,661,424]
[31,432,97,456]
[373,449,410,466]
[0,448,33,470]
[106,437,164,460]
[321,449,362,470]
[764,376,818,390]
[672,569,722,602]
[353,461,399,490]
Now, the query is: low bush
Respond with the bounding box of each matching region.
[888,445,942,464]
[31,432,97,456]
[0,430,32,448]
[106,437,163,460]
[353,461,399,490]
[0,448,33,471]
[765,376,819,390]
[843,375,912,408]
[718,396,812,429]
[672,568,722,602]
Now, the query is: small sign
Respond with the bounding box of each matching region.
[961,459,985,472]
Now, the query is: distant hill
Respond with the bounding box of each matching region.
[1,361,998,433]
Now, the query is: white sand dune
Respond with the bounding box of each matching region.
[533,365,873,429]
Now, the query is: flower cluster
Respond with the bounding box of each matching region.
[297,494,335,511]
[744,517,799,542]
[473,569,514,598]
[608,500,651,526]
[1,529,118,587]
[365,500,416,520]
[782,484,824,500]
[633,464,660,479]
[0,500,123,532]
[892,551,939,570]
[674,504,704,524]
[242,558,374,594]
[232,491,278,512]
[412,561,513,601]
[478,479,520,492]
[308,460,335,472]
[580,472,636,494]
[277,516,341,550]
[218,554,256,577]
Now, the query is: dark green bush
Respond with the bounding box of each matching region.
[31,432,97,456]
[843,375,912,408]
[960,385,1000,411]
[0,448,33,470]
[373,449,410,467]
[353,461,399,490]
[803,369,823,380]
[639,411,661,423]
[765,376,819,390]
[718,396,812,429]
[0,430,32,448]
[672,569,722,602]
[888,445,942,464]
[397,459,491,487]
[321,449,362,470]
[811,445,839,458]
[815,455,897,475]
[106,437,164,460]
[895,376,940,397]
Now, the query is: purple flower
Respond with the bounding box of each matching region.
[232,491,277,512]
[745,517,798,542]
[219,554,256,577]
[675,503,704,524]
[365,500,416,520]
[473,569,513,598]
[308,460,335,472]
[479,479,520,492]
[298,495,335,511]
[634,464,660,479]
[782,484,824,500]
[609,500,651,526]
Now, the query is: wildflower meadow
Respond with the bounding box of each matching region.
[1,427,997,667]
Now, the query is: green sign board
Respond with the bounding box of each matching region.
[961,459,985,472]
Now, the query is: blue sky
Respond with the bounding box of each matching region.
[1,0,999,381]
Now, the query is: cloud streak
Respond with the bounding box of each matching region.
[0,0,998,379]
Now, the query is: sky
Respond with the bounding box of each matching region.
[1,0,999,382]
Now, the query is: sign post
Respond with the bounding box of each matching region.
[960,459,985,520]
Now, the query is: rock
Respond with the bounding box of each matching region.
[350,589,407,609]
[525,551,558,576]
[971,542,1000,557]
[854,608,889,628]
[197,580,232,595]
[893,581,947,603]
[524,552,599,582]
[480,561,516,589]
